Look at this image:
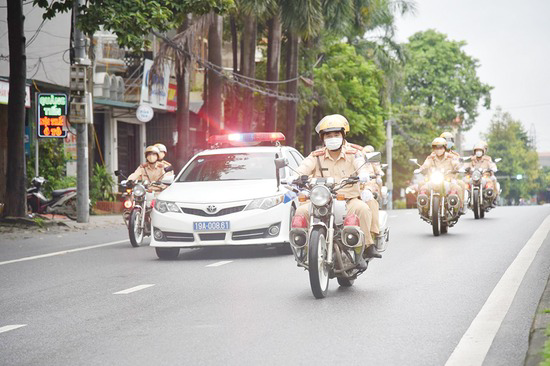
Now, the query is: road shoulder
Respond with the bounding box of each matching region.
[525,272,550,365]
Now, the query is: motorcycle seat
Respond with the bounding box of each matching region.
[52,187,75,197]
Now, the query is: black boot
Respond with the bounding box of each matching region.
[365,245,382,259]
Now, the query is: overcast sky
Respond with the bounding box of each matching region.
[394,0,550,152]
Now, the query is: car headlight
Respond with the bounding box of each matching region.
[310,185,331,207]
[245,195,284,210]
[154,200,180,213]
[472,170,482,181]
[431,172,444,185]
[133,184,146,197]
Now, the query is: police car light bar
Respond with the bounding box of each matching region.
[208,132,286,146]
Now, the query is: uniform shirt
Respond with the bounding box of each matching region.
[296,143,368,199]
[418,152,460,174]
[128,162,173,183]
[160,160,172,167]
[448,150,461,160]
[467,155,494,171]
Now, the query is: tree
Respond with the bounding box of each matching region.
[313,43,385,147]
[485,108,540,204]
[4,0,27,217]
[403,30,492,131]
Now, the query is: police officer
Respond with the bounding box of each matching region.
[467,142,499,206]
[441,131,466,213]
[415,137,463,209]
[128,146,173,190]
[154,143,172,168]
[294,114,381,261]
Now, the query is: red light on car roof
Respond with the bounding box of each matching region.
[208,132,286,146]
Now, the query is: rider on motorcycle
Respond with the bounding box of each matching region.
[414,137,463,210]
[128,145,173,191]
[466,142,499,207]
[294,114,381,261]
[154,143,172,168]
[440,131,466,214]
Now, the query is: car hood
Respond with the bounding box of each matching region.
[158,179,284,204]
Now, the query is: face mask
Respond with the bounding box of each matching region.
[475,150,483,158]
[147,154,158,164]
[324,137,343,151]
[447,141,454,149]
[435,148,445,157]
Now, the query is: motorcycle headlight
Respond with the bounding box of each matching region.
[133,184,146,197]
[245,195,284,210]
[310,185,331,207]
[472,170,482,181]
[431,172,444,185]
[154,200,180,213]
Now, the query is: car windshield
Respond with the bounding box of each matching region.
[177,152,281,182]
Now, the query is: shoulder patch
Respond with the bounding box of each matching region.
[348,143,363,151]
[345,148,358,154]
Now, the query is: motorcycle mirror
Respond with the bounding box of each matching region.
[161,176,174,185]
[114,170,121,176]
[409,158,418,165]
[381,163,388,170]
[274,158,287,170]
[494,158,502,163]
[461,156,471,162]
[164,166,174,173]
[458,168,466,174]
[365,152,381,163]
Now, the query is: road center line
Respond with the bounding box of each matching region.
[0,239,129,266]
[445,215,550,366]
[206,260,233,267]
[0,324,27,334]
[113,284,155,295]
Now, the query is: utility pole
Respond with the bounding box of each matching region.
[70,0,91,223]
[385,118,393,210]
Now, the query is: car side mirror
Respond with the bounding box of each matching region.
[365,152,381,163]
[161,176,174,185]
[274,158,287,170]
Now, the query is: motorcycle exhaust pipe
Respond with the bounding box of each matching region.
[417,194,429,207]
[341,226,364,249]
[447,194,460,208]
[289,228,308,249]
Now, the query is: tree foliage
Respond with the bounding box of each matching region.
[403,29,492,130]
[485,108,540,203]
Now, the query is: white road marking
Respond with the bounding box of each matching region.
[0,324,27,334]
[206,260,233,267]
[0,239,129,266]
[389,215,398,218]
[113,284,155,295]
[445,215,550,366]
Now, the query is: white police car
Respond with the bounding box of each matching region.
[151,133,304,259]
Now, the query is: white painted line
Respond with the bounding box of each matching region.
[389,215,398,218]
[445,215,550,366]
[0,324,27,334]
[113,284,155,295]
[0,239,129,266]
[206,260,233,267]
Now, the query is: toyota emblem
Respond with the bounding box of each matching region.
[206,205,217,213]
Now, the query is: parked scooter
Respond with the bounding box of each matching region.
[26,177,78,220]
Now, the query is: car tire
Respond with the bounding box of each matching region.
[156,247,180,260]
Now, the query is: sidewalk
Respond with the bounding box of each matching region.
[525,272,550,365]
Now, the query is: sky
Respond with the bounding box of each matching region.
[394,0,550,152]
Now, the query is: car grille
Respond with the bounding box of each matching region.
[163,232,194,242]
[180,205,246,217]
[198,233,226,241]
[232,228,268,241]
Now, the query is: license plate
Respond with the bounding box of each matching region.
[193,221,230,231]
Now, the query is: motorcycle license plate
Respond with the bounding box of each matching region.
[193,221,230,231]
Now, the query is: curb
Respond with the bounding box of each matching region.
[525,273,550,365]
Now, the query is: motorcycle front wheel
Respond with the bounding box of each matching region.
[432,195,440,236]
[473,190,480,219]
[129,209,144,247]
[308,227,330,299]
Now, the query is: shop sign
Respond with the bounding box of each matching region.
[37,93,68,138]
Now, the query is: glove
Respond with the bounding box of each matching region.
[361,189,374,202]
[376,177,383,185]
[414,169,421,175]
[359,172,370,183]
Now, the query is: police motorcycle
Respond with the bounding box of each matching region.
[27,177,80,220]
[276,152,389,299]
[464,157,501,219]
[410,159,464,236]
[116,166,173,247]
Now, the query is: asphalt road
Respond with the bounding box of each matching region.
[1,205,549,366]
